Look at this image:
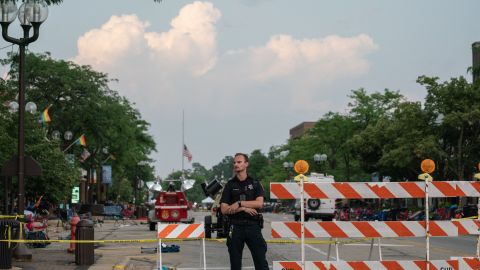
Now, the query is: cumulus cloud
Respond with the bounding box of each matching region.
[73,14,149,69]
[70,1,379,175]
[144,1,221,76]
[228,34,378,83]
[219,33,378,111]
[73,1,376,98]
[73,1,221,77]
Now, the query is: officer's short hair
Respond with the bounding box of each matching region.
[234,153,249,162]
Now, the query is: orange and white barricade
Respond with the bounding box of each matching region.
[274,259,474,270]
[271,220,480,238]
[270,181,480,200]
[157,223,206,270]
[271,180,480,270]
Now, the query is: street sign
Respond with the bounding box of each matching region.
[71,187,80,203]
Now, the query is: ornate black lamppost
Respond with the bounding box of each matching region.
[0,0,48,261]
[0,0,48,214]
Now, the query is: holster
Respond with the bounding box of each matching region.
[231,214,264,228]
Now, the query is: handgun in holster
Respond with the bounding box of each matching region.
[258,214,264,229]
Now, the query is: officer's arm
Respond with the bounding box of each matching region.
[221,202,231,215]
[239,196,264,209]
[220,183,233,215]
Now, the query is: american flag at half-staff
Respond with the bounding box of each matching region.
[183,144,192,162]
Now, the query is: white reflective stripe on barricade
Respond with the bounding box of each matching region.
[157,223,206,270]
[157,223,204,239]
[453,220,480,235]
[270,181,480,199]
[270,221,477,238]
[456,257,480,269]
[273,260,461,270]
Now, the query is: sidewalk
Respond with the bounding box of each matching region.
[11,219,149,270]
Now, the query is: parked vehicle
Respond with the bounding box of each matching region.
[294,173,336,221]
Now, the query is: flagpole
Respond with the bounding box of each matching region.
[62,139,78,153]
[182,109,185,179]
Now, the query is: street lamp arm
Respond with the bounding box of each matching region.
[0,22,42,45]
[0,22,20,44]
[24,22,41,44]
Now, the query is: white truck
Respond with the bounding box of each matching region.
[294,173,336,221]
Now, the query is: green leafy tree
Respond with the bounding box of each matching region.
[210,156,234,180]
[420,75,480,180]
[248,149,268,180]
[348,88,403,129]
[1,52,156,205]
[347,89,404,178]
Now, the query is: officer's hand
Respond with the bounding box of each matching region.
[243,207,258,216]
[229,202,240,211]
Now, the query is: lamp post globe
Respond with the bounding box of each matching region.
[8,101,19,113]
[64,130,73,141]
[51,130,60,140]
[25,101,36,114]
[0,1,18,23]
[18,0,48,25]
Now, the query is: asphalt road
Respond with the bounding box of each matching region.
[120,211,478,269]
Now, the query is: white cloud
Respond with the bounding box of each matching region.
[73,14,149,69]
[73,1,220,77]
[228,33,378,83]
[71,1,378,175]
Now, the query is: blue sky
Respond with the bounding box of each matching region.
[1,0,479,177]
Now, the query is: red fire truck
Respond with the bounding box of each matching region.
[147,181,195,231]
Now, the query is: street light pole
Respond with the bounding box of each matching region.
[0,0,48,215]
[314,153,327,175]
[283,161,293,181]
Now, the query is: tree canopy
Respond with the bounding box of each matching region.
[0,52,156,204]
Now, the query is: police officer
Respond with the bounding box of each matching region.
[220,153,269,270]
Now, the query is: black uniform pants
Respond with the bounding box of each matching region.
[226,224,269,270]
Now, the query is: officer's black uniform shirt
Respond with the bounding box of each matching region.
[220,175,265,222]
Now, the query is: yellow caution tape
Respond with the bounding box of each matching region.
[0,215,24,219]
[0,239,159,244]
[452,216,479,220]
[0,237,368,245]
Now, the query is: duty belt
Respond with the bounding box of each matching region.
[230,219,259,226]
